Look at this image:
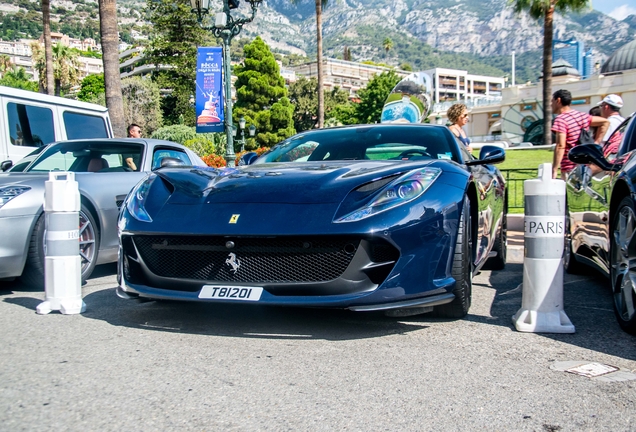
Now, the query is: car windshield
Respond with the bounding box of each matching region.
[254,125,460,164]
[25,141,144,173]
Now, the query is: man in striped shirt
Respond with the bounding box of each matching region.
[551,89,609,179]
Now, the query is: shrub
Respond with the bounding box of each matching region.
[183,136,216,157]
[202,154,227,168]
[150,125,197,144]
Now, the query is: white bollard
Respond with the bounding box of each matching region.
[512,163,574,333]
[36,172,86,315]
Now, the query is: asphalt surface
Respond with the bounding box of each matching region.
[1,253,635,431]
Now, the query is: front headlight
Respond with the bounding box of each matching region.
[0,185,31,209]
[126,175,155,222]
[335,168,441,223]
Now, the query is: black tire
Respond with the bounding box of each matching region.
[563,210,584,274]
[20,205,100,288]
[610,197,636,335]
[435,197,473,318]
[488,214,507,270]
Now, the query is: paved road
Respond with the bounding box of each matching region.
[1,260,635,431]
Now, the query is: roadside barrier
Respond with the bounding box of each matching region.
[512,163,575,333]
[36,172,85,315]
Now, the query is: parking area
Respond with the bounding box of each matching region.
[1,241,635,430]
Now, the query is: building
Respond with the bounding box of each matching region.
[552,39,586,77]
[424,67,505,109]
[291,58,410,98]
[39,33,99,52]
[0,39,36,79]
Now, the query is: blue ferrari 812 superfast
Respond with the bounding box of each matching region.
[117,124,507,318]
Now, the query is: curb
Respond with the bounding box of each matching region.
[506,214,524,264]
[507,213,524,232]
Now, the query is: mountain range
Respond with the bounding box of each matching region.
[237,0,636,80]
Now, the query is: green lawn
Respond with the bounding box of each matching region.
[473,147,553,170]
[473,147,555,214]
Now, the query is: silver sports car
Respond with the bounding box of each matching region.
[0,138,205,287]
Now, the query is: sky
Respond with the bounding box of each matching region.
[593,0,636,20]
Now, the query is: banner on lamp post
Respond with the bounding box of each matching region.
[195,47,224,134]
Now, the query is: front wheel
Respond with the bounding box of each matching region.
[434,197,473,318]
[20,205,100,288]
[610,197,636,335]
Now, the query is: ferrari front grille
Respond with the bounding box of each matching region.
[132,235,362,283]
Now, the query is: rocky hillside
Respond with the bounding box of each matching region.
[247,0,634,62]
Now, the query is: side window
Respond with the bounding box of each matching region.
[152,148,191,169]
[6,102,55,148]
[613,119,632,156]
[63,112,109,139]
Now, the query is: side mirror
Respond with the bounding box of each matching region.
[238,151,258,166]
[568,144,619,172]
[466,145,505,166]
[157,157,185,169]
[1,160,13,172]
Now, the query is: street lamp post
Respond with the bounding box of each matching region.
[234,116,256,152]
[190,0,262,167]
[238,115,246,152]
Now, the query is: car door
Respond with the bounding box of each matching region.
[566,117,632,273]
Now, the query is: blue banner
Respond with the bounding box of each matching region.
[196,47,224,133]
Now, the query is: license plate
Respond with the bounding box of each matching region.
[199,285,263,301]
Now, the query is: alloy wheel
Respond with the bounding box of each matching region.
[611,204,636,324]
[79,210,97,277]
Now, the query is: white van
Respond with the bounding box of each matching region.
[0,85,113,167]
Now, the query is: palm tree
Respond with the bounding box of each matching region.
[99,0,126,137]
[0,54,12,78]
[31,43,81,96]
[511,0,589,145]
[41,0,55,95]
[383,38,393,57]
[51,43,81,95]
[291,0,329,128]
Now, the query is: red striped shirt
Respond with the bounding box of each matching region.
[551,110,592,172]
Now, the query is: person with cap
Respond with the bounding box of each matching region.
[597,94,625,142]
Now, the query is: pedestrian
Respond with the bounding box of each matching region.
[125,123,142,171]
[127,123,142,139]
[446,103,472,152]
[551,89,609,180]
[597,94,626,158]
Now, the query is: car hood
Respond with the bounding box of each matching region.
[0,172,50,187]
[156,160,461,205]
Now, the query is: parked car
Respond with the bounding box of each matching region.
[117,124,507,318]
[0,138,205,287]
[0,85,113,165]
[565,114,636,334]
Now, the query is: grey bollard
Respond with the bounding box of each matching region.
[36,172,86,315]
[512,163,574,333]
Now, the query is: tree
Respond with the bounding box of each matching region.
[99,0,126,137]
[0,54,13,77]
[41,0,54,95]
[511,0,590,145]
[355,70,401,124]
[291,0,329,129]
[31,42,80,96]
[383,38,393,56]
[234,37,295,148]
[0,66,39,91]
[121,77,163,136]
[51,43,80,95]
[146,0,209,126]
[78,73,105,102]
[288,76,351,132]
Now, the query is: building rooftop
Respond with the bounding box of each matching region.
[601,39,636,74]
